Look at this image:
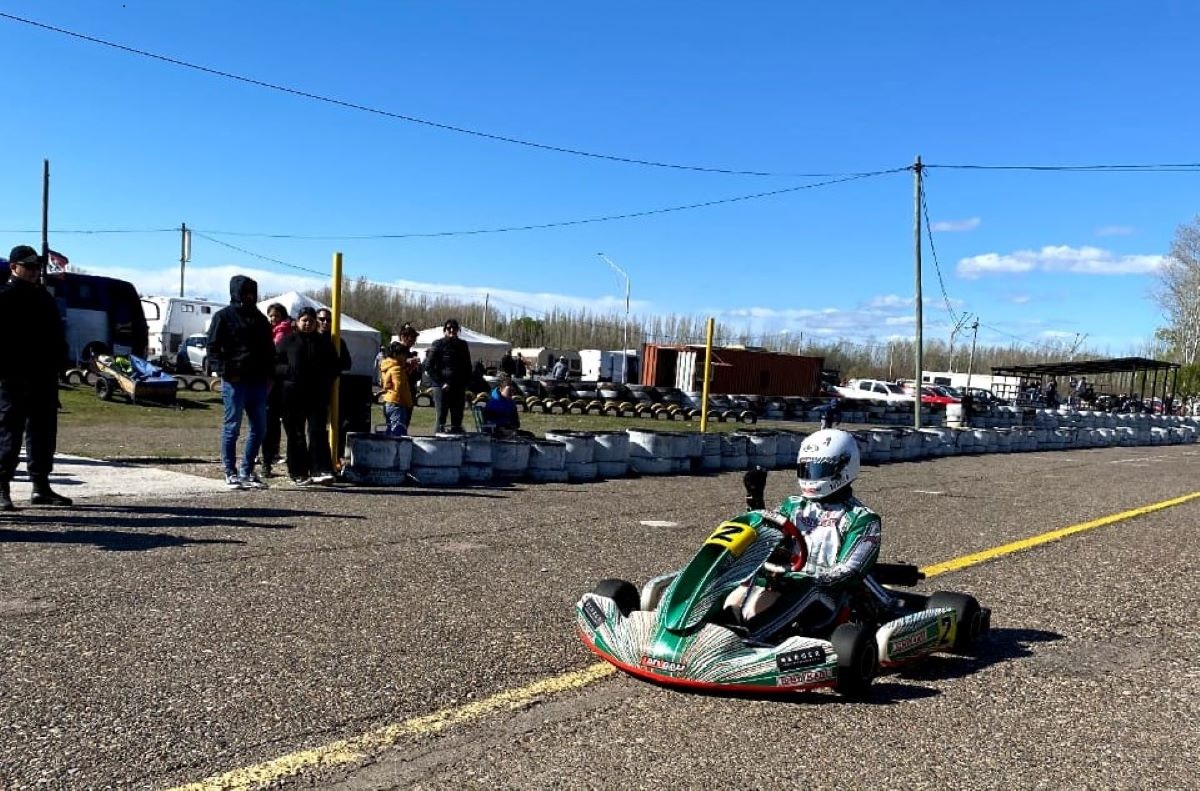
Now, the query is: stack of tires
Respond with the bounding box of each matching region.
[411,435,463,486]
[342,433,413,485]
[545,430,598,482]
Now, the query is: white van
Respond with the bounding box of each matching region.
[141,296,217,367]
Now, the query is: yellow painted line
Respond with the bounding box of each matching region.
[921,489,1200,578]
[173,489,1200,790]
[170,661,615,791]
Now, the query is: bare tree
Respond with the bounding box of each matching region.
[1153,215,1200,364]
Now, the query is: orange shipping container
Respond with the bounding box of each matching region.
[641,344,823,397]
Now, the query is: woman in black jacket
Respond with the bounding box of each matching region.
[275,307,343,485]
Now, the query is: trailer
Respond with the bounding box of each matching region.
[141,296,218,368]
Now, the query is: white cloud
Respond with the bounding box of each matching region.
[957,245,1165,279]
[1011,294,1031,304]
[867,294,912,309]
[79,264,646,317]
[1095,225,1134,237]
[930,217,981,232]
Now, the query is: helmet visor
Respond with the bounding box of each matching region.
[796,456,847,480]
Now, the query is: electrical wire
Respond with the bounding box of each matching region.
[0,11,883,179]
[194,169,905,240]
[919,174,961,325]
[191,232,327,277]
[927,162,1200,172]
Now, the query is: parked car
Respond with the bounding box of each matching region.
[836,378,912,403]
[175,333,211,375]
[900,382,959,406]
[963,387,1006,407]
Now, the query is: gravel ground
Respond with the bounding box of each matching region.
[2,444,1198,789]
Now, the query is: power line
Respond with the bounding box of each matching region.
[0,228,176,234]
[919,174,960,325]
[927,162,1200,172]
[194,169,905,240]
[0,11,883,179]
[192,232,327,277]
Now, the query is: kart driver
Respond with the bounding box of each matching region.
[725,428,882,621]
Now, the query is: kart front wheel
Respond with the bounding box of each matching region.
[831,622,877,697]
[593,578,639,617]
[928,591,985,652]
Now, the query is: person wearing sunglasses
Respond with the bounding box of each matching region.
[425,318,472,433]
[315,309,352,375]
[0,245,72,509]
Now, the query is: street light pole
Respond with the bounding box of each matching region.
[597,253,630,385]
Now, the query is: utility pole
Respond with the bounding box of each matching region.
[597,253,631,385]
[179,223,191,297]
[482,292,489,335]
[948,312,971,372]
[965,319,980,390]
[39,159,50,286]
[913,155,924,429]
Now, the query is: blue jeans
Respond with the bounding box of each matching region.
[383,403,410,436]
[221,380,269,476]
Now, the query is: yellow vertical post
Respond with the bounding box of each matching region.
[700,317,715,432]
[328,252,343,466]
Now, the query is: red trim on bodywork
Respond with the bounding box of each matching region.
[577,629,835,695]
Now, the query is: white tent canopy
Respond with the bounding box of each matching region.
[407,326,511,366]
[258,291,380,378]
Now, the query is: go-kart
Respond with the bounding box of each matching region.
[576,491,990,696]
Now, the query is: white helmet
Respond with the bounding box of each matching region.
[796,428,860,500]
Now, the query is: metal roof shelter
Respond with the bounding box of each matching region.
[990,357,1180,408]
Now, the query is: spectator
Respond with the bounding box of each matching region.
[1074,376,1089,407]
[515,352,527,378]
[261,302,293,478]
[379,341,415,436]
[1044,379,1059,408]
[206,275,275,490]
[0,245,72,509]
[275,307,342,485]
[471,360,488,394]
[315,308,352,375]
[426,318,472,433]
[395,323,422,405]
[551,355,569,381]
[500,350,516,376]
[482,373,531,438]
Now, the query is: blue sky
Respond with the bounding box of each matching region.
[2,2,1197,353]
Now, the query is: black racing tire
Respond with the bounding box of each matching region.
[928,591,985,652]
[95,377,115,401]
[831,622,878,697]
[64,369,85,386]
[592,578,639,617]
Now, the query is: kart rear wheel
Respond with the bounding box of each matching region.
[593,578,639,617]
[928,592,985,652]
[831,622,877,697]
[95,377,115,401]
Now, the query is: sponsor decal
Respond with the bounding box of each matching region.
[776,646,826,672]
[889,629,930,655]
[778,667,834,686]
[582,598,606,629]
[640,655,686,673]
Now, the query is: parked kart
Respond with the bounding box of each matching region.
[94,354,180,406]
[577,514,990,696]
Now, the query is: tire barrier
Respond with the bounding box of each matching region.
[735,429,778,470]
[720,432,750,471]
[337,406,1200,487]
[592,431,631,478]
[528,439,569,483]
[492,438,531,480]
[546,430,599,482]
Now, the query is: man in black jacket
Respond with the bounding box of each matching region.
[425,318,472,433]
[275,307,342,485]
[0,245,71,509]
[206,275,275,489]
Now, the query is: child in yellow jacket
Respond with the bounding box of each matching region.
[379,342,416,436]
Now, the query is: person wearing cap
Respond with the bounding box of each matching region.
[551,355,570,381]
[395,323,422,405]
[379,341,415,436]
[0,245,72,509]
[425,318,472,433]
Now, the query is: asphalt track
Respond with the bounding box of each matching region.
[2,445,1197,789]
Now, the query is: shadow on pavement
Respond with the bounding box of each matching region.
[895,627,1062,684]
[0,528,244,552]
[0,503,355,533]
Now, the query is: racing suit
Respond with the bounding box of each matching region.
[725,494,881,620]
